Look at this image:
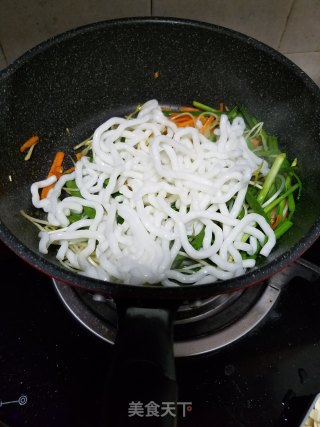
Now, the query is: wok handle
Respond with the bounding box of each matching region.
[101,301,179,427]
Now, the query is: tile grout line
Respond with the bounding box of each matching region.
[282,50,320,55]
[0,39,8,65]
[277,0,295,51]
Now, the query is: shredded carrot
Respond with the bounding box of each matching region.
[20,135,39,153]
[251,137,261,148]
[169,112,196,128]
[175,119,195,128]
[171,117,193,124]
[76,152,83,161]
[63,166,75,175]
[40,151,65,199]
[200,116,215,135]
[272,214,281,230]
[270,207,277,225]
[40,185,53,200]
[179,107,201,112]
[168,113,191,121]
[219,102,224,112]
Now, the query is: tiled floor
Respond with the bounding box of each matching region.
[0,0,319,85]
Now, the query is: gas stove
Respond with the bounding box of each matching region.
[0,239,319,427]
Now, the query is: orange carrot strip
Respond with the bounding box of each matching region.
[20,135,39,153]
[179,107,201,112]
[169,113,192,120]
[40,151,65,199]
[175,119,195,128]
[63,166,75,175]
[219,102,224,112]
[40,185,54,200]
[200,116,215,134]
[172,117,193,124]
[167,112,197,128]
[251,137,261,148]
[272,214,281,230]
[76,152,83,161]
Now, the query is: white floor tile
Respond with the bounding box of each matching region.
[0,0,151,64]
[279,0,320,53]
[153,0,293,48]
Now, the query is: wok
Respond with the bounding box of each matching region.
[0,17,319,426]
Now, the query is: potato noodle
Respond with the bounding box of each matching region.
[30,100,275,286]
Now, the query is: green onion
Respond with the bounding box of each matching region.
[267,135,279,153]
[65,180,81,197]
[190,227,205,250]
[111,191,122,198]
[192,101,221,114]
[245,189,270,224]
[238,105,257,128]
[116,215,124,224]
[83,206,95,219]
[278,198,286,221]
[264,183,300,213]
[227,105,239,120]
[68,213,84,224]
[285,170,296,219]
[288,193,296,220]
[238,105,268,144]
[172,254,187,270]
[257,153,286,204]
[274,220,293,239]
[162,110,202,117]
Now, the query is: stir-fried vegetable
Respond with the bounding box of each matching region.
[162,101,302,255]
[40,151,65,199]
[23,100,302,282]
[19,135,40,161]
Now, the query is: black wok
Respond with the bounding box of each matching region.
[0,17,319,426]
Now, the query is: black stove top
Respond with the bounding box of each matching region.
[0,239,319,427]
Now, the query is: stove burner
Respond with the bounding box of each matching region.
[53,284,278,357]
[53,259,319,356]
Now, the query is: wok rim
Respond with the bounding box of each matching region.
[0,16,320,299]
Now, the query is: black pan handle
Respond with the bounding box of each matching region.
[101,300,179,427]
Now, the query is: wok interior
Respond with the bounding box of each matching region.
[0,19,319,291]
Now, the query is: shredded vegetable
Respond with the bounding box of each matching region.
[19,135,40,160]
[24,100,302,286]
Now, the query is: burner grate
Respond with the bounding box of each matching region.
[53,258,320,357]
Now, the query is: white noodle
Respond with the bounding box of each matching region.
[30,100,276,286]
